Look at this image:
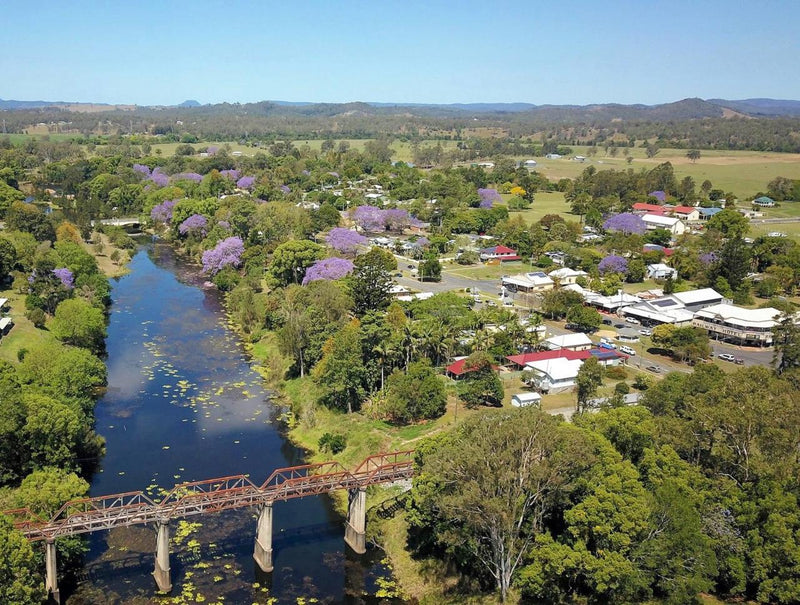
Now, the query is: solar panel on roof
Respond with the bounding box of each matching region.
[652,299,677,308]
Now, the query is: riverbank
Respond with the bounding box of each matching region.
[243,330,496,604]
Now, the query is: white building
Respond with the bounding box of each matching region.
[588,291,642,313]
[646,263,678,280]
[693,304,782,346]
[642,213,686,236]
[526,358,584,393]
[548,267,589,285]
[543,333,593,351]
[511,392,542,408]
[501,272,554,293]
[621,299,695,326]
[669,288,728,312]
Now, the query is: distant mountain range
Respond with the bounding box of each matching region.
[2,96,800,119]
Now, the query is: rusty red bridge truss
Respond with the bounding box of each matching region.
[4,450,415,541]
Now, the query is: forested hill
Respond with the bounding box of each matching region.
[3,97,800,152]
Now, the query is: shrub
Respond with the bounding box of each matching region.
[614,381,630,395]
[605,365,628,381]
[318,432,347,454]
[25,308,46,328]
[633,374,651,390]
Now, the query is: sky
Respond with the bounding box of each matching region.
[2,0,799,106]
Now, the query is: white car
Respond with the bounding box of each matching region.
[638,328,653,336]
[619,345,636,356]
[718,353,736,362]
[624,317,640,325]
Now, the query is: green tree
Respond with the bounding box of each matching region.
[0,361,24,485]
[541,289,585,319]
[268,239,324,285]
[458,352,503,408]
[21,392,85,473]
[686,149,701,163]
[0,516,45,604]
[50,298,107,353]
[384,360,446,423]
[313,319,366,413]
[17,341,106,400]
[576,356,603,411]
[565,304,601,331]
[0,237,17,284]
[418,254,441,282]
[772,312,800,373]
[349,251,393,315]
[410,407,589,602]
[707,209,750,239]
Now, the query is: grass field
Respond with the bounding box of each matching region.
[0,289,57,364]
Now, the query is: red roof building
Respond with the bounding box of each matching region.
[480,245,521,262]
[446,357,501,378]
[505,349,591,369]
[632,203,666,214]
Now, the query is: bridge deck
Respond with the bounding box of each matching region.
[4,451,414,541]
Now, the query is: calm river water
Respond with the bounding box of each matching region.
[66,242,395,604]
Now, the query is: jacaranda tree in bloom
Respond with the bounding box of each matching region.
[236,176,256,190]
[302,257,355,285]
[602,212,646,235]
[384,208,411,230]
[149,167,169,188]
[326,228,367,254]
[598,254,629,275]
[280,184,291,194]
[151,199,177,223]
[220,169,240,181]
[353,205,385,231]
[699,251,719,265]
[202,237,244,275]
[477,188,501,209]
[52,268,74,289]
[178,214,208,236]
[132,163,151,177]
[172,172,203,184]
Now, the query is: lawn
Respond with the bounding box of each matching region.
[748,221,800,240]
[497,191,576,224]
[444,261,541,281]
[0,289,57,364]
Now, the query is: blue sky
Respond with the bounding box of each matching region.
[2,1,799,105]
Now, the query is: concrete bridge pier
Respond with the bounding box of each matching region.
[253,502,274,573]
[45,539,60,604]
[153,519,172,592]
[344,487,367,554]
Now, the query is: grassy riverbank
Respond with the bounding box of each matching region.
[244,332,488,603]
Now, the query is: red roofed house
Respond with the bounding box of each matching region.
[671,206,700,221]
[446,356,501,379]
[505,349,590,370]
[632,202,666,215]
[480,245,521,262]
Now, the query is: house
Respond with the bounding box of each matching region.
[446,356,499,379]
[698,207,723,220]
[477,161,495,169]
[543,251,566,265]
[505,349,591,370]
[389,284,411,297]
[511,392,542,408]
[522,159,538,169]
[526,358,584,393]
[548,267,588,285]
[502,272,554,293]
[480,245,521,262]
[672,206,700,222]
[616,327,640,343]
[572,155,587,162]
[632,202,666,215]
[0,298,7,310]
[642,214,686,236]
[648,191,668,203]
[692,304,782,346]
[646,263,678,280]
[543,333,593,351]
[545,153,562,159]
[586,393,642,408]
[588,348,627,366]
[753,196,775,207]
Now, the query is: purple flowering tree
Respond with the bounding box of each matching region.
[178,214,208,236]
[302,257,354,285]
[172,172,203,183]
[598,255,629,275]
[326,228,367,254]
[279,184,291,194]
[220,169,240,181]
[383,208,411,231]
[52,268,74,289]
[477,188,501,209]
[236,176,256,190]
[353,205,384,231]
[151,199,177,223]
[149,167,169,187]
[699,252,718,266]
[202,237,244,275]
[133,164,151,177]
[603,213,646,235]
[206,146,219,156]
[416,236,431,247]
[217,220,231,230]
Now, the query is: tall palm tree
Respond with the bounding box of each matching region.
[373,340,398,392]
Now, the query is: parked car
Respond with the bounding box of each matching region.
[646,365,661,373]
[638,328,653,336]
[502,300,514,307]
[735,357,745,365]
[619,345,636,356]
[614,323,625,329]
[625,317,640,324]
[718,353,736,362]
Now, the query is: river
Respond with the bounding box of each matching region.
[66,242,396,604]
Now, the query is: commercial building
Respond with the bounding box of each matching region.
[501,272,554,293]
[693,304,782,346]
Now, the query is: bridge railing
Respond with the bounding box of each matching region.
[4,450,416,541]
